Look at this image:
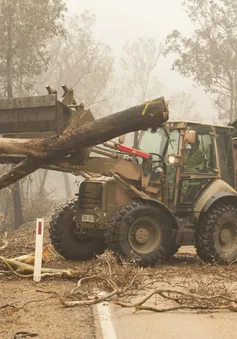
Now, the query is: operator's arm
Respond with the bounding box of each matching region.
[184,149,205,172]
[191,150,205,167]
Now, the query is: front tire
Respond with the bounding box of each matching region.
[105,200,174,267]
[195,204,237,264]
[49,199,105,260]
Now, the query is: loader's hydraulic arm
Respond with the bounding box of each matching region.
[103,140,157,192]
[103,141,151,160]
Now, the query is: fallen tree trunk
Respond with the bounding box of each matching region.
[0,98,168,158]
[0,97,168,189]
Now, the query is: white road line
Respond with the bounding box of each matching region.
[97,302,117,339]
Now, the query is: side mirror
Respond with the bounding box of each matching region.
[184,129,196,145]
[118,134,126,144]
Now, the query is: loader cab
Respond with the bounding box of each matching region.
[167,122,236,213]
[179,124,235,185]
[175,123,218,210]
[137,122,236,212]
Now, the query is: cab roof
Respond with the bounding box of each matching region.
[165,120,234,130]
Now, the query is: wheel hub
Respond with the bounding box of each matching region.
[128,217,161,254]
[135,228,149,244]
[218,222,237,251]
[220,229,231,244]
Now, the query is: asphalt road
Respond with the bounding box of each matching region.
[96,303,237,339]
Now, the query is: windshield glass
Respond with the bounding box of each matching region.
[138,128,169,156]
[167,129,179,155]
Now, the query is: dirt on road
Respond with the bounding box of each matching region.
[0,280,96,339]
[1,220,237,339]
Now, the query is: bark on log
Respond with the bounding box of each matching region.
[0,97,168,189]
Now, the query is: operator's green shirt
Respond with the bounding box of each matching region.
[183,148,205,173]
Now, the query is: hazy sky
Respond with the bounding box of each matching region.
[66,0,215,121]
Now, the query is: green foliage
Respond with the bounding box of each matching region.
[0,0,67,97]
[164,0,237,121]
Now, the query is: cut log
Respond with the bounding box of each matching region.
[0,97,168,189]
[13,247,55,265]
[0,256,80,278]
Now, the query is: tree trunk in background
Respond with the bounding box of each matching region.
[38,170,48,196]
[7,18,24,228]
[63,173,72,198]
[12,181,24,228]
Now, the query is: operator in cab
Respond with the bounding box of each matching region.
[183,136,206,173]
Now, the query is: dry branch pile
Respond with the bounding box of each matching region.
[115,288,237,313]
[1,220,237,314]
[1,244,237,314]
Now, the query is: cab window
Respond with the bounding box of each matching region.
[183,132,216,174]
[167,129,179,158]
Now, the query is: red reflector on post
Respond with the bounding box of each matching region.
[34,218,44,282]
[38,221,42,235]
[117,144,150,159]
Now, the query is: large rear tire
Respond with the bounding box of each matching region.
[105,200,174,267]
[49,200,105,260]
[195,204,237,264]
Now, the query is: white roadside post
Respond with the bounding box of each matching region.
[33,218,44,282]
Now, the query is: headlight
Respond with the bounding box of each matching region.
[168,155,183,165]
[168,155,176,164]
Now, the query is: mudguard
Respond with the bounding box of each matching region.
[136,197,179,229]
[201,190,237,211]
[194,179,237,219]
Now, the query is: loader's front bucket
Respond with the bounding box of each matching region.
[0,94,72,138]
[0,92,95,165]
